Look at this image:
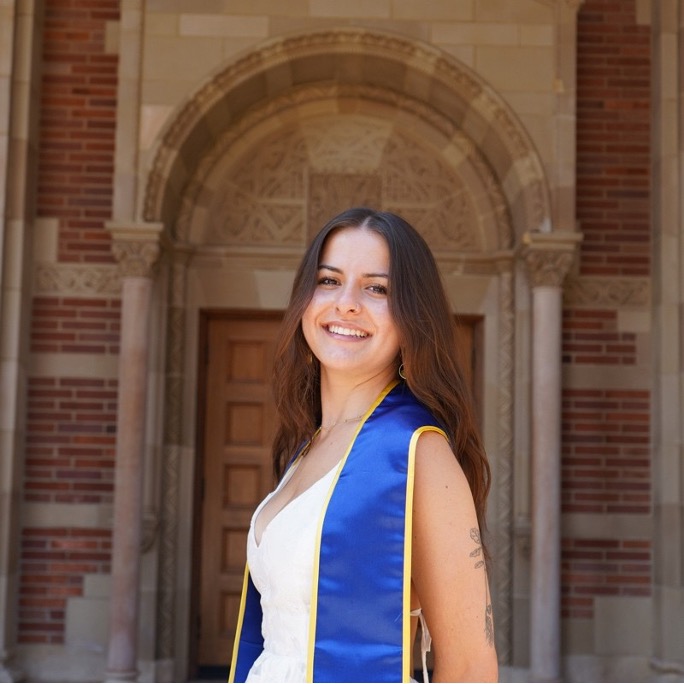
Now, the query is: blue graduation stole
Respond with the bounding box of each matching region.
[229,381,444,683]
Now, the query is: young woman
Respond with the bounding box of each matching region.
[230,208,497,683]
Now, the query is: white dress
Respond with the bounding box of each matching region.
[245,461,337,682]
[244,461,431,683]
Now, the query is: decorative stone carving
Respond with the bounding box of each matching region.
[141,510,159,553]
[156,252,190,661]
[308,173,381,239]
[183,108,487,252]
[172,82,513,251]
[107,222,164,279]
[522,232,582,288]
[200,131,308,246]
[34,263,120,294]
[524,250,575,288]
[563,276,650,308]
[494,259,515,663]
[111,240,161,278]
[304,117,393,173]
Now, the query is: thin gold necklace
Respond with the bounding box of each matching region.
[319,411,366,431]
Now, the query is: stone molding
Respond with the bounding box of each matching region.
[34,263,121,295]
[107,222,164,279]
[563,276,651,309]
[494,261,515,663]
[522,231,583,288]
[156,252,190,660]
[535,0,586,9]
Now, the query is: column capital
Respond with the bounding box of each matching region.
[107,222,164,278]
[521,231,582,288]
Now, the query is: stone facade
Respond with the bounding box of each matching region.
[0,0,682,681]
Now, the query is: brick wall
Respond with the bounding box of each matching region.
[31,296,120,354]
[562,539,651,620]
[576,0,651,277]
[25,376,117,504]
[19,528,111,644]
[37,0,119,264]
[563,310,637,366]
[21,0,121,645]
[564,0,652,622]
[562,388,650,515]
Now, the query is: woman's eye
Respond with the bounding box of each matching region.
[368,284,388,295]
[318,276,339,286]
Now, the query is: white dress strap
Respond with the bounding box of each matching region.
[409,608,431,683]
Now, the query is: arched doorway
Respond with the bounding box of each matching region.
[142,27,552,678]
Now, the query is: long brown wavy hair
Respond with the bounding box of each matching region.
[271,207,491,537]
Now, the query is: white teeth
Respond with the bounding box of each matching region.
[328,324,368,338]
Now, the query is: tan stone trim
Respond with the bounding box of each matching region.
[107,221,164,279]
[563,364,652,389]
[562,513,652,540]
[493,262,515,663]
[30,353,119,379]
[534,0,586,9]
[22,503,114,528]
[522,231,582,288]
[34,263,120,295]
[563,276,651,309]
[111,240,160,278]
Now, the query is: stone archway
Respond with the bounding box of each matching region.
[176,90,509,252]
[144,27,551,240]
[143,27,554,674]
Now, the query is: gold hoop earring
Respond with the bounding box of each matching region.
[398,363,406,380]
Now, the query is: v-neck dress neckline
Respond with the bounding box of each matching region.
[245,461,339,682]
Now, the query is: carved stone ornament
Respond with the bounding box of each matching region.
[563,276,650,309]
[111,239,161,278]
[176,92,509,253]
[522,231,582,288]
[107,222,164,279]
[35,263,121,294]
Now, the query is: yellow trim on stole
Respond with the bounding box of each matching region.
[403,426,447,682]
[228,564,251,683]
[305,380,399,682]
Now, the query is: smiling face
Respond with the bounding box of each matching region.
[301,226,401,385]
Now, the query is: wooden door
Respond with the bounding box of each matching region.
[197,314,281,666]
[196,312,481,669]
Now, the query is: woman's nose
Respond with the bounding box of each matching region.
[335,285,360,313]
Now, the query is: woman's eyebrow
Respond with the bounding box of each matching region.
[318,264,389,279]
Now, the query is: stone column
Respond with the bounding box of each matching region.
[105,224,162,683]
[0,1,42,681]
[522,231,581,682]
[650,0,684,676]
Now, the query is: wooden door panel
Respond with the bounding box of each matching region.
[198,316,280,666]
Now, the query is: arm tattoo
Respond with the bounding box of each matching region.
[470,528,494,647]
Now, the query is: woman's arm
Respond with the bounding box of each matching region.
[411,430,498,682]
